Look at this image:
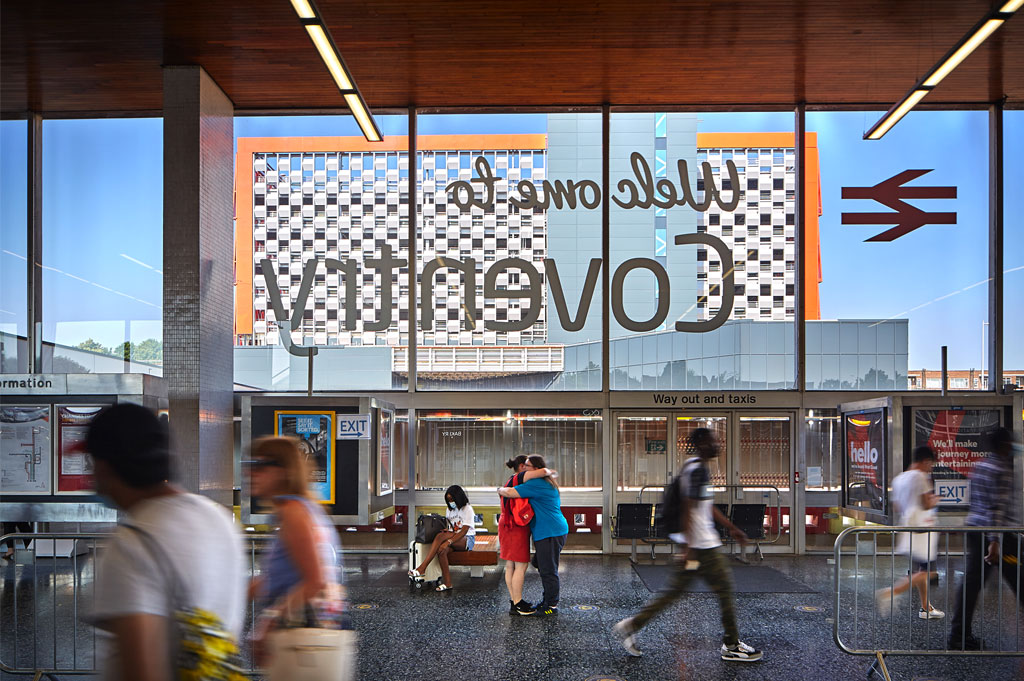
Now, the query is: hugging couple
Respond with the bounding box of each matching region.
[497,454,568,616]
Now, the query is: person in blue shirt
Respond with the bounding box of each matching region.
[498,454,568,616]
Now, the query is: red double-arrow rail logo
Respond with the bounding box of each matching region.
[841,170,956,242]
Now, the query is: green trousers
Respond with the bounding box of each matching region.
[632,547,739,646]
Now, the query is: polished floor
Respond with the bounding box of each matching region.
[2,551,1022,680]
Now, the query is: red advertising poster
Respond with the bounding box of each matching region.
[913,408,1001,507]
[843,409,886,515]
[56,405,104,493]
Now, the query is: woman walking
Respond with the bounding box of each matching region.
[498,454,568,616]
[499,456,557,615]
[246,437,349,669]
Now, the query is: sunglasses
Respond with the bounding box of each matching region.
[241,458,283,469]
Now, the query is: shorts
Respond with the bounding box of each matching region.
[465,535,475,551]
[499,522,530,563]
[914,560,935,573]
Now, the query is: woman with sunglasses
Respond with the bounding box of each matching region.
[245,437,348,664]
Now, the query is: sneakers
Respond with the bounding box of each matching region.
[513,600,536,616]
[612,617,642,657]
[918,605,945,619]
[721,641,763,662]
[536,604,558,616]
[508,599,516,615]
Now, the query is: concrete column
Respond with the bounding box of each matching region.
[162,66,235,505]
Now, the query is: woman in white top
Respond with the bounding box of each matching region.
[409,484,475,591]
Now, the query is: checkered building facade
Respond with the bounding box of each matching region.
[247,146,548,349]
[696,146,798,322]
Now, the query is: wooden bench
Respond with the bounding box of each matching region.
[447,534,498,577]
[412,534,499,581]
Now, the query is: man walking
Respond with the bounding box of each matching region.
[87,404,245,681]
[948,427,1023,650]
[613,428,763,662]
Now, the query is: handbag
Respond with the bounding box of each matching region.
[266,626,357,681]
[896,507,938,563]
[415,513,447,543]
[125,526,246,681]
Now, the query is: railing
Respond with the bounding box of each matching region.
[0,532,275,679]
[833,526,1024,680]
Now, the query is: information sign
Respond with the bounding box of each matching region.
[55,405,103,493]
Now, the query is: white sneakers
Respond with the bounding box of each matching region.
[612,618,642,657]
[919,605,945,619]
[721,641,763,662]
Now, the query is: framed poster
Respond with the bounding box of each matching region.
[55,405,104,494]
[377,408,394,495]
[0,405,52,494]
[842,408,887,519]
[275,411,336,504]
[912,408,1001,508]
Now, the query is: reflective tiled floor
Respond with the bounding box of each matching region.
[3,553,1022,680]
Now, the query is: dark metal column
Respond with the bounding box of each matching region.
[794,105,806,393]
[27,113,42,373]
[601,105,612,554]
[162,66,235,505]
[407,106,419,549]
[988,103,1003,392]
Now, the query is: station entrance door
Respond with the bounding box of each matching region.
[613,411,796,554]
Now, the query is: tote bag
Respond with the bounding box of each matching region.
[266,627,357,681]
[896,508,938,563]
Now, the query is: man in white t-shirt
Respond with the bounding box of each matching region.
[86,404,245,681]
[614,428,763,663]
[876,445,943,619]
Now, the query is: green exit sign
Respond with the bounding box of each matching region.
[645,439,667,453]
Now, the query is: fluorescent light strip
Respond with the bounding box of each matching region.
[923,18,1004,87]
[1000,0,1023,13]
[867,89,929,140]
[289,0,316,19]
[305,24,354,91]
[344,93,382,142]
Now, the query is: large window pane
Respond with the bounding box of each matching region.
[1005,111,1023,391]
[807,111,988,390]
[414,113,603,390]
[0,120,27,373]
[609,112,797,389]
[42,119,163,374]
[232,114,410,391]
[415,410,602,489]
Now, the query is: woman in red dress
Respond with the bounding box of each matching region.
[499,455,555,615]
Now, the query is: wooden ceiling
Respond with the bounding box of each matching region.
[2,0,1022,115]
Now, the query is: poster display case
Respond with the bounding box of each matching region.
[0,405,52,495]
[55,405,104,494]
[911,407,1003,509]
[841,407,888,521]
[242,395,396,525]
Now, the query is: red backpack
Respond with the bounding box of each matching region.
[503,473,535,527]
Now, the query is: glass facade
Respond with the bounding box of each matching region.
[232,114,411,391]
[1005,111,1023,387]
[41,118,163,374]
[0,120,27,373]
[414,113,603,391]
[807,111,988,390]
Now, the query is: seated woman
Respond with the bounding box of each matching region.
[409,485,476,591]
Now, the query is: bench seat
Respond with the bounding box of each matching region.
[447,534,499,566]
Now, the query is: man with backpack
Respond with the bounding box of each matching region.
[613,427,763,662]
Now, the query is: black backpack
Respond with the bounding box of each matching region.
[415,513,447,543]
[656,473,684,536]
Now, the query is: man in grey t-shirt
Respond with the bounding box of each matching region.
[87,404,244,681]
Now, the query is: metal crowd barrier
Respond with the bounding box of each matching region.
[615,483,783,562]
[833,525,1024,680]
[0,531,275,679]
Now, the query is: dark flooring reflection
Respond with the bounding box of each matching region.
[3,553,1021,680]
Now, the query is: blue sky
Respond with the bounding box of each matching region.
[1,111,1020,369]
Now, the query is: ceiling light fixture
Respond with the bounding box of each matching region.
[290,0,382,142]
[865,4,1019,140]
